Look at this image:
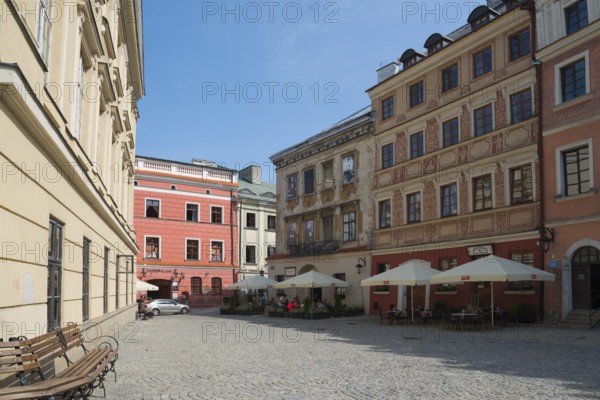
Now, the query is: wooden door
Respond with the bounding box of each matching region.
[572,265,590,310]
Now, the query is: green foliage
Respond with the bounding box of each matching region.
[302,297,312,313]
[334,294,343,314]
[228,295,237,311]
[432,301,448,319]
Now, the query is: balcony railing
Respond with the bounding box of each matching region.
[135,158,238,183]
[288,240,341,257]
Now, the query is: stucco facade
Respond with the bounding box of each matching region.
[0,0,144,340]
[134,157,239,307]
[366,2,546,315]
[268,107,374,310]
[536,0,600,322]
[237,165,277,280]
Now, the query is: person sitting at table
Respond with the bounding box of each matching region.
[323,299,333,311]
[287,301,295,312]
[315,299,326,309]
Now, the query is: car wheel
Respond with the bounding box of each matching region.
[152,308,160,316]
[180,307,189,314]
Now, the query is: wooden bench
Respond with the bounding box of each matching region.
[0,324,118,399]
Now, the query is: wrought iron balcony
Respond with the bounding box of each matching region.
[287,240,341,257]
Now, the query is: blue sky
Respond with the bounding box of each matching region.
[137,1,486,180]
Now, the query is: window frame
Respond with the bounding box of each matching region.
[48,219,63,331]
[287,173,298,199]
[473,47,492,78]
[562,145,591,197]
[441,183,458,218]
[409,131,424,159]
[510,88,533,124]
[341,154,356,185]
[186,238,200,261]
[342,211,357,242]
[304,168,315,195]
[144,236,161,259]
[473,103,494,137]
[185,202,199,222]
[37,0,52,63]
[473,174,493,211]
[555,138,594,198]
[509,28,531,61]
[378,199,392,228]
[555,51,589,105]
[303,220,315,243]
[406,192,422,224]
[267,215,276,230]
[442,63,459,92]
[210,240,225,262]
[211,205,224,224]
[211,277,222,295]
[322,215,334,241]
[510,165,534,205]
[381,142,394,169]
[287,223,297,246]
[245,245,257,264]
[381,95,395,120]
[145,198,160,219]
[565,0,588,35]
[103,247,109,314]
[82,238,90,322]
[191,277,202,295]
[246,212,256,228]
[442,117,460,148]
[409,80,425,108]
[322,161,334,186]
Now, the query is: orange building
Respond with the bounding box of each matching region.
[134,156,239,307]
[536,0,600,325]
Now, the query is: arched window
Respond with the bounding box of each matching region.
[573,247,600,265]
[211,277,222,295]
[191,277,202,295]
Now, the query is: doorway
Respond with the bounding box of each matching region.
[571,247,600,310]
[148,279,172,300]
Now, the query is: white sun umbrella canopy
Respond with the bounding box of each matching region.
[361,260,437,321]
[430,256,555,326]
[225,275,279,290]
[136,280,159,292]
[274,270,349,289]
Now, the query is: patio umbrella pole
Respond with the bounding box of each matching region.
[411,286,414,323]
[491,282,495,327]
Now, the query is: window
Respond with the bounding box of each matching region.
[287,173,298,198]
[407,192,421,224]
[186,239,199,260]
[379,200,391,228]
[211,277,222,295]
[342,154,356,184]
[561,59,586,102]
[443,118,459,147]
[333,273,346,297]
[322,216,334,241]
[439,257,458,291]
[267,245,276,256]
[382,96,395,120]
[267,215,276,230]
[37,0,52,62]
[48,219,63,331]
[186,203,199,222]
[246,212,256,228]
[82,238,90,322]
[211,242,224,262]
[473,47,492,78]
[563,146,590,196]
[441,184,458,217]
[103,247,109,314]
[381,143,394,169]
[191,277,202,295]
[246,245,256,264]
[442,64,458,92]
[303,220,314,243]
[288,223,297,245]
[145,237,160,259]
[410,132,424,159]
[473,175,493,211]
[409,81,424,108]
[211,206,223,224]
[510,89,533,124]
[375,263,390,292]
[474,104,493,137]
[343,211,356,242]
[511,165,533,204]
[145,199,160,218]
[509,29,530,61]
[323,162,334,185]
[508,251,535,291]
[565,0,588,34]
[304,168,315,195]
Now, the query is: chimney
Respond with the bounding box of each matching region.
[377,62,400,83]
[240,165,262,184]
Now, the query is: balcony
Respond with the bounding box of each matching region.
[288,240,341,257]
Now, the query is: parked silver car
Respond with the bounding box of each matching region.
[143,299,190,316]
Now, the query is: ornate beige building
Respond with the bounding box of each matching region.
[268,107,374,309]
[0,0,144,338]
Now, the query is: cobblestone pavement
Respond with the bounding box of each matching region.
[103,308,600,400]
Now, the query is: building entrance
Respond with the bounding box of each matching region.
[571,247,600,310]
[148,279,172,300]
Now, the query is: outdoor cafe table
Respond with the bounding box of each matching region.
[386,310,407,325]
[451,313,479,330]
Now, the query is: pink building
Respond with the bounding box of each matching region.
[134,156,239,307]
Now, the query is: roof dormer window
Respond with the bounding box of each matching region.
[424,33,453,55]
[468,6,499,31]
[399,49,426,69]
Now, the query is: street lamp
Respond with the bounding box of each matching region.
[541,228,555,252]
[355,257,366,274]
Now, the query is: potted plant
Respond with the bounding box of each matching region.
[288,307,304,319]
[311,307,331,320]
[333,294,344,317]
[235,304,254,316]
[268,307,285,318]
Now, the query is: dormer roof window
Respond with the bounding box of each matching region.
[468,6,500,31]
[424,33,453,55]
[399,49,426,69]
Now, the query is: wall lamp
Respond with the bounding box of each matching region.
[356,257,366,274]
[542,228,555,252]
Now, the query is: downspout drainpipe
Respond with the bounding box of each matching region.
[231,189,237,284]
[238,196,243,283]
[524,0,546,323]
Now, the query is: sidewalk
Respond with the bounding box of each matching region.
[104,309,600,399]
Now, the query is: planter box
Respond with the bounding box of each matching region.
[236,309,254,316]
[288,312,304,319]
[310,312,331,320]
[434,291,458,295]
[220,309,235,315]
[268,311,285,318]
